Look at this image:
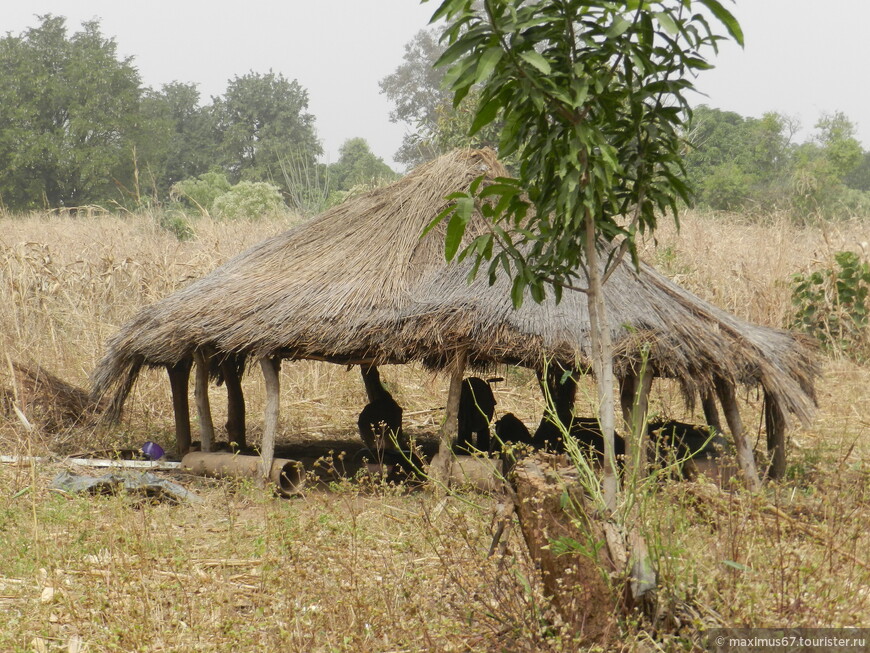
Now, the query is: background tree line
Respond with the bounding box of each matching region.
[684,106,870,219]
[383,28,870,223]
[2,16,869,222]
[0,15,394,215]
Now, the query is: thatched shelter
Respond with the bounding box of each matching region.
[92,149,818,484]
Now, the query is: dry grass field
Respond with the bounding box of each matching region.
[0,208,868,651]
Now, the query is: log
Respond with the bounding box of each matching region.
[167,359,193,455]
[181,452,304,497]
[259,356,281,482]
[193,351,215,452]
[715,379,761,491]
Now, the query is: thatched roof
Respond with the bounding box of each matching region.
[92,148,818,425]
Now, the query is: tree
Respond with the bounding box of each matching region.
[380,23,503,168]
[684,106,755,208]
[212,181,285,220]
[138,82,220,195]
[427,0,746,510]
[682,106,870,217]
[814,111,863,181]
[683,106,794,210]
[790,113,867,217]
[171,171,233,214]
[0,15,142,210]
[213,71,321,190]
[845,151,870,192]
[427,2,746,636]
[379,29,452,166]
[328,138,396,191]
[749,111,795,179]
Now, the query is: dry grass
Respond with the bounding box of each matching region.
[0,467,557,652]
[0,208,868,651]
[641,209,870,332]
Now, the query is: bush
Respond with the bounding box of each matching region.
[171,172,232,214]
[212,181,284,220]
[791,250,870,359]
[157,210,194,241]
[834,188,870,219]
[699,162,752,211]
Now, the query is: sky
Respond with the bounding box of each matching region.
[4,1,869,170]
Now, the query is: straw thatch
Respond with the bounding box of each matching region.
[7,361,104,431]
[92,148,818,427]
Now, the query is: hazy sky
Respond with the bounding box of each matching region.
[4,1,869,169]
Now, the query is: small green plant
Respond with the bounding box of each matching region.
[791,250,870,358]
[157,210,194,241]
[212,181,284,220]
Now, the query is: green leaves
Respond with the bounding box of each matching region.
[791,250,870,359]
[654,11,679,36]
[517,50,552,75]
[0,16,142,209]
[469,95,502,135]
[444,195,475,260]
[699,0,744,46]
[475,47,504,83]
[428,0,743,302]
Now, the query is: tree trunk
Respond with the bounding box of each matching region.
[193,351,215,452]
[430,348,467,485]
[765,390,787,480]
[619,367,653,480]
[167,359,192,456]
[715,378,761,491]
[511,454,655,645]
[259,356,281,482]
[221,358,246,449]
[512,455,617,642]
[583,215,618,511]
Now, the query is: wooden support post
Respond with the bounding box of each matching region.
[715,379,761,491]
[619,368,653,479]
[193,351,215,453]
[625,365,653,478]
[221,357,246,449]
[259,356,281,483]
[167,358,193,456]
[701,390,724,434]
[764,390,787,480]
[440,349,467,452]
[431,348,467,485]
[618,375,636,434]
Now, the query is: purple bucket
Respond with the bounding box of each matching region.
[142,441,165,461]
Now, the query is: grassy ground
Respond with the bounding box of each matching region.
[0,209,868,651]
